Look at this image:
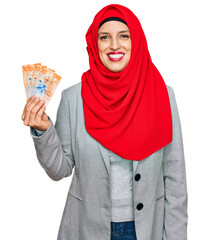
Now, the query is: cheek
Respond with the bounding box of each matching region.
[98,40,110,52]
[98,49,107,66]
[122,41,132,54]
[98,45,105,58]
[127,42,132,53]
[99,51,106,64]
[126,43,132,60]
[99,48,107,64]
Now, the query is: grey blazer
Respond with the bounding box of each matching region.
[31,81,188,240]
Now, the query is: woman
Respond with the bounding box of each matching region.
[21,4,188,240]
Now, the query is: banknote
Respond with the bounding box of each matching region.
[22,63,61,106]
[28,63,42,98]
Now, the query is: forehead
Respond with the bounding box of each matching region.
[98,20,129,33]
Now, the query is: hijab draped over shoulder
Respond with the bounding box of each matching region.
[81,4,172,161]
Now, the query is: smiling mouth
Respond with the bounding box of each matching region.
[107,53,125,62]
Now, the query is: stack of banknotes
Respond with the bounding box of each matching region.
[22,63,61,106]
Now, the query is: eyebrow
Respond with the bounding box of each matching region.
[98,30,130,36]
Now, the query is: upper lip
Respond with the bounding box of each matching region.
[107,52,125,55]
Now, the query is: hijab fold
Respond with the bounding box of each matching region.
[81,4,172,161]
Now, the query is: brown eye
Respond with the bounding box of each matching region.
[100,36,109,40]
[121,34,129,39]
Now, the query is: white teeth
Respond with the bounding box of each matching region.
[108,54,124,59]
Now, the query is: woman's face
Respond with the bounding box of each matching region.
[98,20,131,73]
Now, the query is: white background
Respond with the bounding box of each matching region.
[0,0,209,239]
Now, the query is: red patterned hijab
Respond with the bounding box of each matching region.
[81,4,172,161]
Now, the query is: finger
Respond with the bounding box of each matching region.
[36,104,46,122]
[27,95,39,108]
[23,96,37,123]
[22,95,35,120]
[28,100,46,126]
[24,97,42,125]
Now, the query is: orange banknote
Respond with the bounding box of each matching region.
[22,63,61,106]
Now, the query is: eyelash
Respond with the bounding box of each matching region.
[100,34,130,40]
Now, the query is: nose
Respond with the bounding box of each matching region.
[110,37,120,50]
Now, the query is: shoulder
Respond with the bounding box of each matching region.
[62,81,81,95]
[165,84,174,95]
[165,84,176,104]
[60,81,81,102]
[165,84,181,127]
[59,81,176,107]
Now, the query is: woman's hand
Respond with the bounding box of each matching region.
[21,95,51,131]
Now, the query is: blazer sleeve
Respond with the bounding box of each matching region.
[30,90,75,181]
[30,127,46,137]
[162,87,188,240]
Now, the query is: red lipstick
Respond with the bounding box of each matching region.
[107,52,125,62]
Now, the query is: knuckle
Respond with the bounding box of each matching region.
[38,101,44,107]
[30,123,35,128]
[31,109,36,114]
[29,121,35,128]
[25,107,31,113]
[23,121,29,126]
[36,111,42,117]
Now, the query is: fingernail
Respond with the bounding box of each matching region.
[35,97,40,101]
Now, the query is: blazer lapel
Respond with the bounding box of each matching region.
[97,141,140,176]
[133,161,139,175]
[97,141,110,176]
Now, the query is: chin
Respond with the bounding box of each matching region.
[107,64,126,73]
[111,66,126,72]
[111,69,123,73]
